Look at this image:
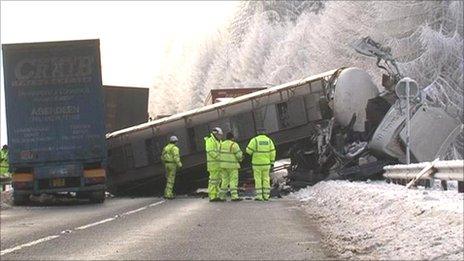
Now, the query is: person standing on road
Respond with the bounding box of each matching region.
[246,129,276,201]
[161,136,182,199]
[219,132,243,201]
[204,127,223,202]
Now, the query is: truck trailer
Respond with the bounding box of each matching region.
[2,39,107,204]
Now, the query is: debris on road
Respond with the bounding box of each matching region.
[291,180,464,260]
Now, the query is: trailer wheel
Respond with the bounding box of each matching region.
[89,190,105,203]
[107,185,119,196]
[13,193,30,206]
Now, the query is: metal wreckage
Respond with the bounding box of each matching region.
[284,37,462,192]
[105,37,462,196]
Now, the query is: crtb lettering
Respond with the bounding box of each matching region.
[78,56,93,76]
[13,56,94,81]
[14,59,34,80]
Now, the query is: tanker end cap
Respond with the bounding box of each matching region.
[333,67,380,132]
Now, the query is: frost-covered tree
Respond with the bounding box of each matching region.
[374,1,463,120]
[233,12,287,86]
[150,0,463,158]
[150,40,192,117]
[203,31,236,90]
[188,38,220,109]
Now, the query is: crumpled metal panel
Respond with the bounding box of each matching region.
[399,105,460,162]
[369,104,407,162]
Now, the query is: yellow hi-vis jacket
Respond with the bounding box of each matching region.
[161,143,182,168]
[246,135,276,167]
[219,140,243,169]
[0,149,8,176]
[204,134,221,171]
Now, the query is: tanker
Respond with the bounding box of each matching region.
[105,37,461,194]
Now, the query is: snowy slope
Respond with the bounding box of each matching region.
[291,180,463,260]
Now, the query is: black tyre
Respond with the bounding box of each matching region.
[13,193,30,206]
[89,190,105,203]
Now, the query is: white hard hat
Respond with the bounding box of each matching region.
[212,127,223,135]
[169,136,178,142]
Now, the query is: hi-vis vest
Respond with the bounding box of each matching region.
[0,149,8,174]
[219,140,243,169]
[161,143,181,167]
[204,134,221,170]
[246,135,276,167]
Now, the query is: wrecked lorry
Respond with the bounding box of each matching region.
[286,37,462,189]
[105,37,461,195]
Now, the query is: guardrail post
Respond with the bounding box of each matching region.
[383,160,464,192]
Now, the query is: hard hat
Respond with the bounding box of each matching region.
[212,127,223,135]
[169,136,178,142]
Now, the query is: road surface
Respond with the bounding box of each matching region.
[1,197,328,260]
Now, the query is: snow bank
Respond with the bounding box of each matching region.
[291,180,464,260]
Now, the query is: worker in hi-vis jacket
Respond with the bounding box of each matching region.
[204,127,223,202]
[219,132,243,201]
[161,136,182,199]
[246,129,276,201]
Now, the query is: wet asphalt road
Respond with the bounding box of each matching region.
[1,197,328,260]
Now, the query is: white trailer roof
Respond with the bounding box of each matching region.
[106,68,340,139]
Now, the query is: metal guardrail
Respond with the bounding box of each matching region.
[383,160,464,182]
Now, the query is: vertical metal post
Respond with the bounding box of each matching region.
[406,82,411,164]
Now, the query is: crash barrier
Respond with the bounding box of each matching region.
[383,160,464,192]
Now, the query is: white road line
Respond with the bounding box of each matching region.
[149,200,165,207]
[0,199,165,256]
[74,217,116,230]
[0,235,60,256]
[122,206,147,216]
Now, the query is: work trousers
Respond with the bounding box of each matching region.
[219,169,239,200]
[208,169,221,200]
[253,166,271,201]
[164,163,177,198]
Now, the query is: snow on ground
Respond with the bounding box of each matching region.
[291,180,464,260]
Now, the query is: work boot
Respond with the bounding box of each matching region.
[254,198,263,201]
[209,198,221,202]
[231,198,243,202]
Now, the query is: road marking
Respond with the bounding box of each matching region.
[122,206,147,216]
[149,201,165,207]
[74,217,116,230]
[0,199,165,256]
[0,235,60,256]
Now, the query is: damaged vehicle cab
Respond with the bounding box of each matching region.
[2,39,107,204]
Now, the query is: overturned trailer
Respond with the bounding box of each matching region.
[106,56,461,194]
[106,67,385,194]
